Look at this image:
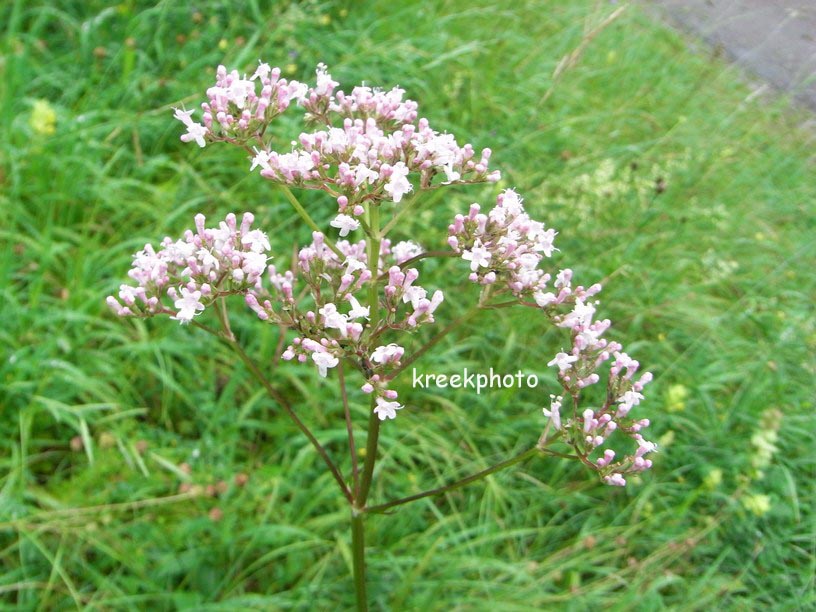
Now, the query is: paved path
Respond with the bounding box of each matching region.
[649,0,816,110]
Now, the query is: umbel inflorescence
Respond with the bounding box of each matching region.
[107,61,655,487]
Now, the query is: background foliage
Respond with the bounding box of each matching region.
[1,0,814,609]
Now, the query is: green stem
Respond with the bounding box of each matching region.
[351,510,368,612]
[359,201,382,506]
[358,407,381,504]
[279,184,344,259]
[366,446,542,514]
[349,201,383,612]
[339,362,360,497]
[366,203,381,327]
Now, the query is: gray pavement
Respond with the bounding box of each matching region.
[649,0,816,110]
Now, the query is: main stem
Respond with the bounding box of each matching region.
[351,510,367,612]
[349,202,383,611]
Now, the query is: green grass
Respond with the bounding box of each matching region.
[2,0,814,609]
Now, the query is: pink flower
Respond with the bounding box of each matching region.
[604,473,626,487]
[371,344,404,365]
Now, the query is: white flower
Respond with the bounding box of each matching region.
[559,299,595,329]
[533,291,557,307]
[384,162,412,203]
[370,344,404,365]
[226,78,254,109]
[287,80,309,103]
[173,108,196,127]
[428,290,444,314]
[312,351,339,377]
[614,351,637,369]
[196,248,220,273]
[164,239,196,263]
[314,63,338,96]
[173,288,205,323]
[241,229,271,253]
[618,390,644,412]
[344,257,367,275]
[330,214,360,237]
[442,164,461,183]
[241,251,268,278]
[461,239,491,272]
[277,151,314,176]
[547,351,578,372]
[374,397,403,420]
[542,395,562,430]
[319,303,349,337]
[533,228,557,257]
[181,122,208,148]
[555,269,572,289]
[402,285,427,309]
[174,106,208,147]
[353,164,379,187]
[501,189,524,216]
[516,253,539,271]
[391,240,423,264]
[250,148,272,172]
[251,61,271,81]
[347,295,370,320]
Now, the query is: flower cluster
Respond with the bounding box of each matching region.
[175,62,500,212]
[156,61,658,483]
[175,63,307,147]
[240,232,443,418]
[106,212,271,324]
[271,113,499,203]
[541,271,655,485]
[451,190,656,485]
[448,190,558,296]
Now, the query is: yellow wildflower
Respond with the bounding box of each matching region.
[29,99,57,135]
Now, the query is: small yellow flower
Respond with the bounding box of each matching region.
[218,38,228,51]
[318,14,331,26]
[285,63,298,75]
[703,468,722,489]
[665,384,688,412]
[742,493,771,517]
[29,99,57,135]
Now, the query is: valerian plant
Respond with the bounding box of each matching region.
[107,62,656,610]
